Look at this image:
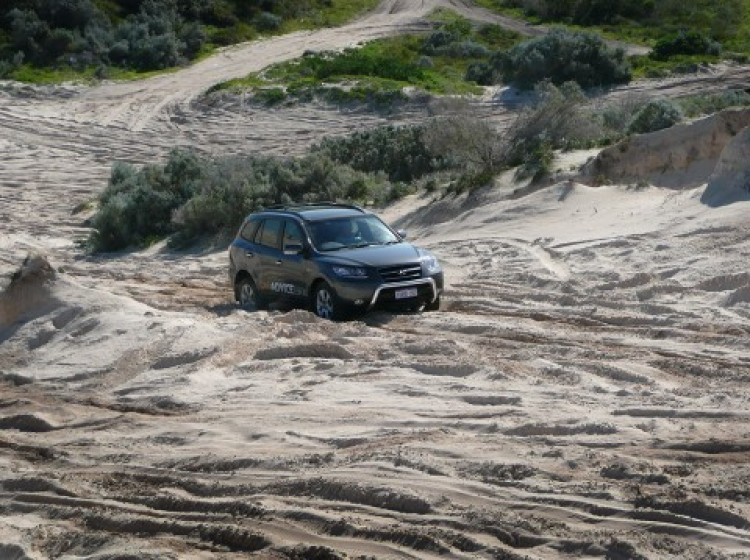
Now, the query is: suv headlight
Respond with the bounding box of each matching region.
[422,255,441,274]
[332,265,368,278]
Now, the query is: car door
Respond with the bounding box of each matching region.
[230,218,261,283]
[271,219,310,302]
[252,217,284,298]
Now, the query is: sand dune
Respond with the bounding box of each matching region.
[1,1,750,558]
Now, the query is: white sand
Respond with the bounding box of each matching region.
[1,1,750,558]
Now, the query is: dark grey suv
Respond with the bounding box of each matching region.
[228,203,444,319]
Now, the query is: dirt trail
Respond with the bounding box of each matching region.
[1,1,750,558]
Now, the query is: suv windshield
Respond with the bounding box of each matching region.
[308,215,400,252]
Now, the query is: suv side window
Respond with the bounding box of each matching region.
[283,220,304,251]
[256,218,283,250]
[240,219,260,241]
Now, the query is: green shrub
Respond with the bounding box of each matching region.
[255,12,282,31]
[89,147,396,251]
[651,30,722,60]
[507,81,593,161]
[627,99,683,134]
[255,87,286,105]
[497,28,631,89]
[448,170,495,195]
[312,125,448,182]
[90,152,201,252]
[423,109,504,174]
[597,95,649,137]
[515,141,554,181]
[422,19,472,54]
[424,82,596,182]
[677,90,750,118]
[210,22,256,46]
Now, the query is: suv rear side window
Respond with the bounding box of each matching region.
[255,218,283,249]
[283,220,304,251]
[240,220,260,241]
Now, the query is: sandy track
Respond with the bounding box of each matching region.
[1,1,750,558]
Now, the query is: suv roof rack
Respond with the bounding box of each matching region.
[263,202,365,212]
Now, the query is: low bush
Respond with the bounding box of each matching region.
[91,160,196,252]
[506,81,593,159]
[446,169,495,195]
[312,125,448,182]
[255,12,282,31]
[651,30,722,61]
[255,87,286,105]
[515,140,554,181]
[89,147,396,252]
[422,18,473,54]
[423,110,505,175]
[424,82,593,187]
[677,90,750,118]
[627,99,683,134]
[496,28,632,89]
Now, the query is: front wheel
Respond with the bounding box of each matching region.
[424,295,441,312]
[236,277,266,311]
[312,281,347,321]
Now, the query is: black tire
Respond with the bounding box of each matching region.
[424,295,441,312]
[236,276,266,311]
[312,281,348,321]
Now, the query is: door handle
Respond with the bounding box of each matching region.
[275,260,282,265]
[245,252,254,258]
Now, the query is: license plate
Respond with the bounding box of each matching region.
[395,288,418,300]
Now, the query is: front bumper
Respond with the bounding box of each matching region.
[333,272,444,310]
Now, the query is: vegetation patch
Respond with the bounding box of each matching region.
[474,0,750,53]
[676,90,750,118]
[87,122,463,252]
[494,28,631,89]
[215,21,635,104]
[626,99,682,134]
[0,0,380,82]
[88,82,608,252]
[88,148,393,252]
[210,16,523,104]
[311,125,451,183]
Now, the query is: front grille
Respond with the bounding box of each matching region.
[378,263,422,282]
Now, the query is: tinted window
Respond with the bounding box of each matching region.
[309,215,399,251]
[257,218,282,249]
[240,220,259,241]
[283,220,304,251]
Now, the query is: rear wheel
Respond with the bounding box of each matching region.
[237,277,266,311]
[313,281,347,321]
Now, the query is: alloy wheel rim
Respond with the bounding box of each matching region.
[316,289,333,318]
[240,283,256,308]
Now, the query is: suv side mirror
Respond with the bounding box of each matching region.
[284,242,304,255]
[396,229,407,239]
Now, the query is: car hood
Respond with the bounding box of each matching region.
[319,243,423,267]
